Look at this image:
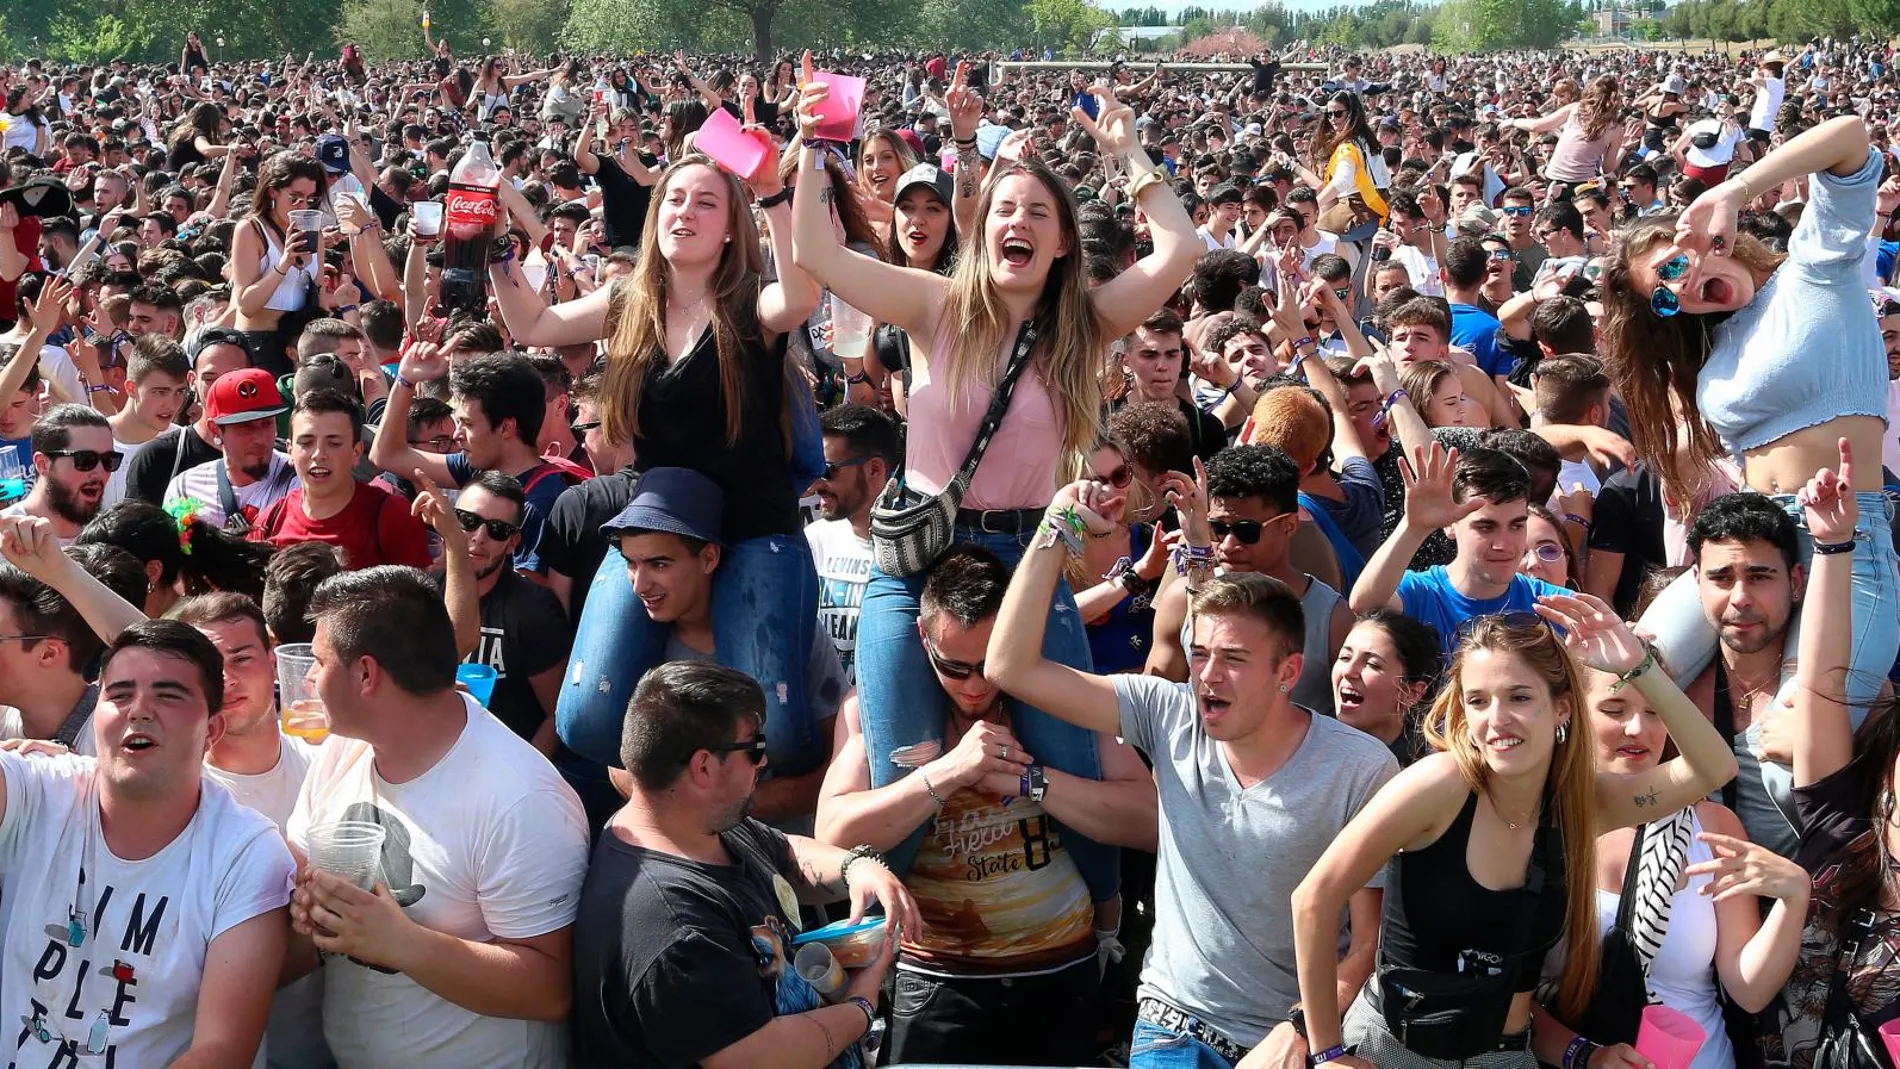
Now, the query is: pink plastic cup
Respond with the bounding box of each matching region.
[1635,1004,1706,1069]
[810,70,866,140]
[1878,1018,1900,1068]
[694,107,767,181]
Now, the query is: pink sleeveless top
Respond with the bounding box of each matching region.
[1546,109,1616,183]
[904,328,1064,510]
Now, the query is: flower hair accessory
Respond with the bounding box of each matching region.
[163,497,205,556]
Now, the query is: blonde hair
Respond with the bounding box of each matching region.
[940,159,1104,462]
[600,157,764,447]
[1421,617,1600,1021]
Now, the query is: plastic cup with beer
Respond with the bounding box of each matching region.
[306,821,386,890]
[411,200,445,237]
[276,642,328,743]
[830,299,872,360]
[287,209,323,254]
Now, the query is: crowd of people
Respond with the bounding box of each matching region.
[0,22,1898,1069]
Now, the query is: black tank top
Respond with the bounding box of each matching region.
[1381,791,1568,991]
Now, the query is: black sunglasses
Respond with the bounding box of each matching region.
[1456,609,1550,640]
[1210,518,1282,545]
[923,635,984,680]
[571,420,602,435]
[706,732,769,765]
[43,449,123,473]
[454,509,521,541]
[821,455,874,481]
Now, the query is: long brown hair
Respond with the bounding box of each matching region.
[1314,91,1376,175]
[1597,213,1785,505]
[600,156,764,447]
[1814,699,1900,933]
[941,158,1103,462]
[1576,76,1620,142]
[1422,617,1599,1021]
[246,151,325,237]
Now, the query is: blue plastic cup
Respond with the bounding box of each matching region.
[456,663,498,708]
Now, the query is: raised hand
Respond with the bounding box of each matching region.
[946,61,983,142]
[1685,832,1811,904]
[398,340,450,384]
[1074,89,1137,157]
[0,516,71,582]
[1533,592,1647,675]
[792,51,828,142]
[1675,178,1743,259]
[1046,479,1119,537]
[1400,442,1480,531]
[26,276,73,333]
[1796,437,1858,547]
[410,469,468,555]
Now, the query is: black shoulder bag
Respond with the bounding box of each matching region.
[1571,826,1654,1045]
[868,321,1037,577]
[1375,818,1549,1060]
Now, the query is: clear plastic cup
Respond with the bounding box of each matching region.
[411,201,444,236]
[792,942,847,1002]
[305,820,386,889]
[275,643,328,743]
[831,300,872,360]
[288,209,323,253]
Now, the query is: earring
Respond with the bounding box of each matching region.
[1555,722,1569,745]
[1278,683,1288,694]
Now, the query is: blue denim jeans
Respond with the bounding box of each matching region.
[1129,1022,1241,1069]
[854,527,1119,902]
[555,532,825,775]
[1640,491,1900,799]
[788,371,826,489]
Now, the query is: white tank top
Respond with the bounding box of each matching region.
[254,221,313,313]
[1594,811,1732,1069]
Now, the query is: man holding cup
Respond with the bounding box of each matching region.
[0,619,295,1067]
[286,565,587,1069]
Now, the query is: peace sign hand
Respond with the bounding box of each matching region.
[1533,592,1647,675]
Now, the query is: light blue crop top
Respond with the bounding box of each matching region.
[1697,149,1887,455]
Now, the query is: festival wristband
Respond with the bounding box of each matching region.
[1812,538,1856,556]
[1309,1044,1348,1067]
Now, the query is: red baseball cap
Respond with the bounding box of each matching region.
[205,368,288,427]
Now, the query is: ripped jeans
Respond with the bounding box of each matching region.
[1639,491,1900,822]
[854,527,1120,902]
[554,532,826,776]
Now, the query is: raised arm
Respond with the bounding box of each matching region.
[487,253,611,348]
[0,516,148,643]
[1084,89,1201,339]
[1679,114,1872,258]
[1531,593,1739,828]
[1503,103,1576,137]
[412,472,479,658]
[368,344,458,488]
[1350,442,1475,614]
[986,483,1136,736]
[945,62,985,242]
[1790,440,1858,788]
[744,132,821,336]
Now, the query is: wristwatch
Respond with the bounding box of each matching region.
[1026,765,1048,804]
[756,187,793,210]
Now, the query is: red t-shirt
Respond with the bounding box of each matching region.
[0,217,44,322]
[251,480,431,570]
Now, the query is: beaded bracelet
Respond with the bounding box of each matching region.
[1171,542,1216,576]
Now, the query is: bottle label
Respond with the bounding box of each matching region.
[445,182,498,230]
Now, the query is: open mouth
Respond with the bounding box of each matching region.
[1487,735,1523,753]
[1700,276,1732,306]
[122,733,157,752]
[1198,691,1231,718]
[906,229,930,247]
[1337,683,1365,709]
[1000,239,1034,266]
[307,465,333,480]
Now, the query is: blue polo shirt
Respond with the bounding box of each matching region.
[1396,566,1571,661]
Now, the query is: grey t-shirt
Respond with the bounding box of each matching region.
[1115,673,1398,1048]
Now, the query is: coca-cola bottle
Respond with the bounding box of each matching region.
[441,139,501,314]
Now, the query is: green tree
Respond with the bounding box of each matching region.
[338,0,432,61]
[488,0,569,54]
[46,12,140,62]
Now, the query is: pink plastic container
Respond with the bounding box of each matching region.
[694,107,767,181]
[1877,1018,1900,1068]
[809,70,865,140]
[1635,1004,1706,1069]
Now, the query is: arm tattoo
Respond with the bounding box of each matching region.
[1633,786,1661,809]
[798,857,845,896]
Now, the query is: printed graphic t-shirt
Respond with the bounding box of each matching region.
[0,752,294,1069]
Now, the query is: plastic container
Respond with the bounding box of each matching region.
[1879,1018,1900,1069]
[1635,1004,1707,1069]
[306,820,386,889]
[695,106,767,181]
[790,916,888,969]
[456,663,498,708]
[809,70,866,140]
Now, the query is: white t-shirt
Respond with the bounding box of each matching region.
[1886,377,1900,478]
[203,734,329,1069]
[806,518,873,685]
[1198,226,1236,252]
[102,435,153,510]
[162,453,297,530]
[0,752,293,1069]
[1392,243,1445,297]
[37,345,85,407]
[1750,76,1786,132]
[0,503,76,547]
[286,695,588,1069]
[1683,121,1742,169]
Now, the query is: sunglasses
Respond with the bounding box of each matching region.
[1501,205,1534,217]
[1455,609,1550,640]
[454,508,521,541]
[571,420,601,435]
[821,455,874,481]
[1487,248,1514,261]
[922,634,984,680]
[1650,252,1690,317]
[1327,109,1348,118]
[705,732,769,765]
[44,449,123,473]
[1530,542,1565,563]
[1332,286,1352,302]
[1094,464,1134,489]
[1210,518,1275,544]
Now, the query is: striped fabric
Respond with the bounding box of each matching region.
[1627,806,1698,1002]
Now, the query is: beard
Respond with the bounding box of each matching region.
[239,459,273,481]
[47,478,102,525]
[708,791,754,835]
[473,554,509,581]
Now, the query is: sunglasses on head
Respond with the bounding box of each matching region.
[1501,205,1534,217]
[1650,252,1690,317]
[821,455,874,481]
[922,633,984,680]
[704,732,769,765]
[571,420,601,435]
[1455,609,1550,640]
[44,449,123,473]
[454,508,520,541]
